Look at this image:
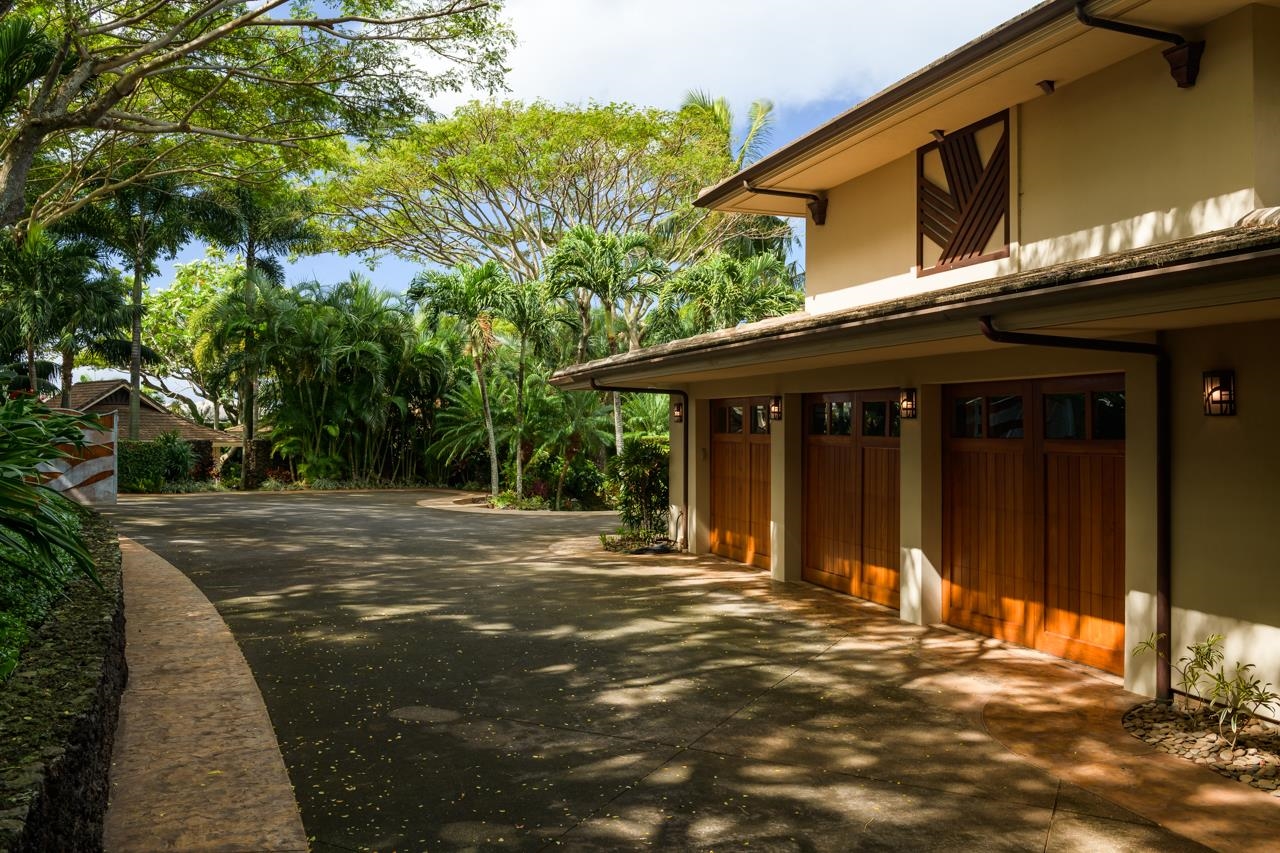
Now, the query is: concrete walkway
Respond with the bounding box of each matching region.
[103,538,308,852]
[104,492,1279,851]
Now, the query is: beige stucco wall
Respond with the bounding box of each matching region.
[1019,6,1260,269]
[1167,319,1280,705]
[804,5,1274,316]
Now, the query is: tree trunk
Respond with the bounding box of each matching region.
[612,390,624,455]
[475,357,500,496]
[26,340,37,394]
[59,348,73,407]
[129,265,143,440]
[212,394,220,430]
[514,343,526,500]
[575,288,591,363]
[240,242,256,490]
[0,128,43,229]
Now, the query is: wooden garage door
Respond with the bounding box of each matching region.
[710,398,771,569]
[943,375,1126,673]
[803,391,901,608]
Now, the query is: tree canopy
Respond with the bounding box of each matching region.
[322,100,779,281]
[0,1,512,229]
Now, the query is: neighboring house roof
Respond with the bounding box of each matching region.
[552,223,1280,388]
[63,380,236,443]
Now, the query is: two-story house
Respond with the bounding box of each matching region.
[552,0,1280,701]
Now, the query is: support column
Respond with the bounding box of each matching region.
[899,384,943,626]
[688,397,713,555]
[1124,358,1160,697]
[770,393,803,582]
[668,395,687,547]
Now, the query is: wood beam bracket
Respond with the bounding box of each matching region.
[742,182,827,225]
[1075,2,1204,88]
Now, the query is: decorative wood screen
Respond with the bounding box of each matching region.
[917,110,1010,274]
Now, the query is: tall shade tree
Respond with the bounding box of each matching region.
[0,225,104,392]
[141,255,239,426]
[546,226,667,453]
[65,171,194,438]
[0,2,510,230]
[196,182,321,472]
[410,262,513,496]
[323,101,763,282]
[502,278,572,499]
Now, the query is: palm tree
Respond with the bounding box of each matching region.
[66,172,195,437]
[655,252,802,340]
[410,262,513,496]
[545,226,667,453]
[53,268,132,407]
[0,226,105,394]
[502,278,572,498]
[195,183,320,479]
[681,90,775,171]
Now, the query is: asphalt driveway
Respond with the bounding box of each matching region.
[107,491,1204,852]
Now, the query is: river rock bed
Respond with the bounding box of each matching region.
[1123,700,1280,796]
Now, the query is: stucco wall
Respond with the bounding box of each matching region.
[1019,6,1259,270]
[1167,318,1280,700]
[804,5,1272,316]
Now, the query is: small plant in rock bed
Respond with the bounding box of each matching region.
[491,490,547,510]
[1134,633,1279,748]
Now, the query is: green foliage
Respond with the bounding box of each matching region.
[0,395,95,589]
[654,251,803,341]
[1134,632,1280,748]
[491,491,548,511]
[606,437,670,540]
[2,2,512,229]
[324,100,738,280]
[0,506,78,680]
[117,431,196,491]
[298,455,344,483]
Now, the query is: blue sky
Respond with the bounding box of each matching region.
[156,2,1031,293]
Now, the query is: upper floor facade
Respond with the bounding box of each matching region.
[696,1,1280,314]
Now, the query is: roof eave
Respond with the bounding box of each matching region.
[694,0,1077,212]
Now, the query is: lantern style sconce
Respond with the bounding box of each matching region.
[1203,370,1236,416]
[768,396,783,421]
[671,400,684,423]
[899,388,919,419]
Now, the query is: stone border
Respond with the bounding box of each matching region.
[0,513,126,852]
[1123,700,1280,796]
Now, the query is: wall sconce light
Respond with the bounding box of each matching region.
[671,400,684,423]
[1203,370,1236,416]
[899,388,919,419]
[768,396,783,421]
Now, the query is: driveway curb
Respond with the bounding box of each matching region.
[103,538,308,853]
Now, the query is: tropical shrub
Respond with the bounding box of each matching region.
[117,431,196,491]
[1134,632,1280,748]
[606,436,670,540]
[0,395,95,587]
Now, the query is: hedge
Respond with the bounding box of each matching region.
[118,432,196,492]
[0,513,126,852]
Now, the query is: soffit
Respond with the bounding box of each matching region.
[706,0,1276,217]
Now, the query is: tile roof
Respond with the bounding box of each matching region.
[63,380,236,443]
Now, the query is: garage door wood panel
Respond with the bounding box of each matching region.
[803,391,901,608]
[943,376,1125,674]
[859,444,901,607]
[710,399,771,570]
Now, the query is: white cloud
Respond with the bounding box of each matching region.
[430,1,1033,122]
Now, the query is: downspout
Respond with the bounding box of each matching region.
[590,379,690,551]
[1075,2,1205,88]
[978,317,1172,700]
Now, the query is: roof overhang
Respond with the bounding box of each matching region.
[551,227,1280,390]
[698,0,1273,217]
